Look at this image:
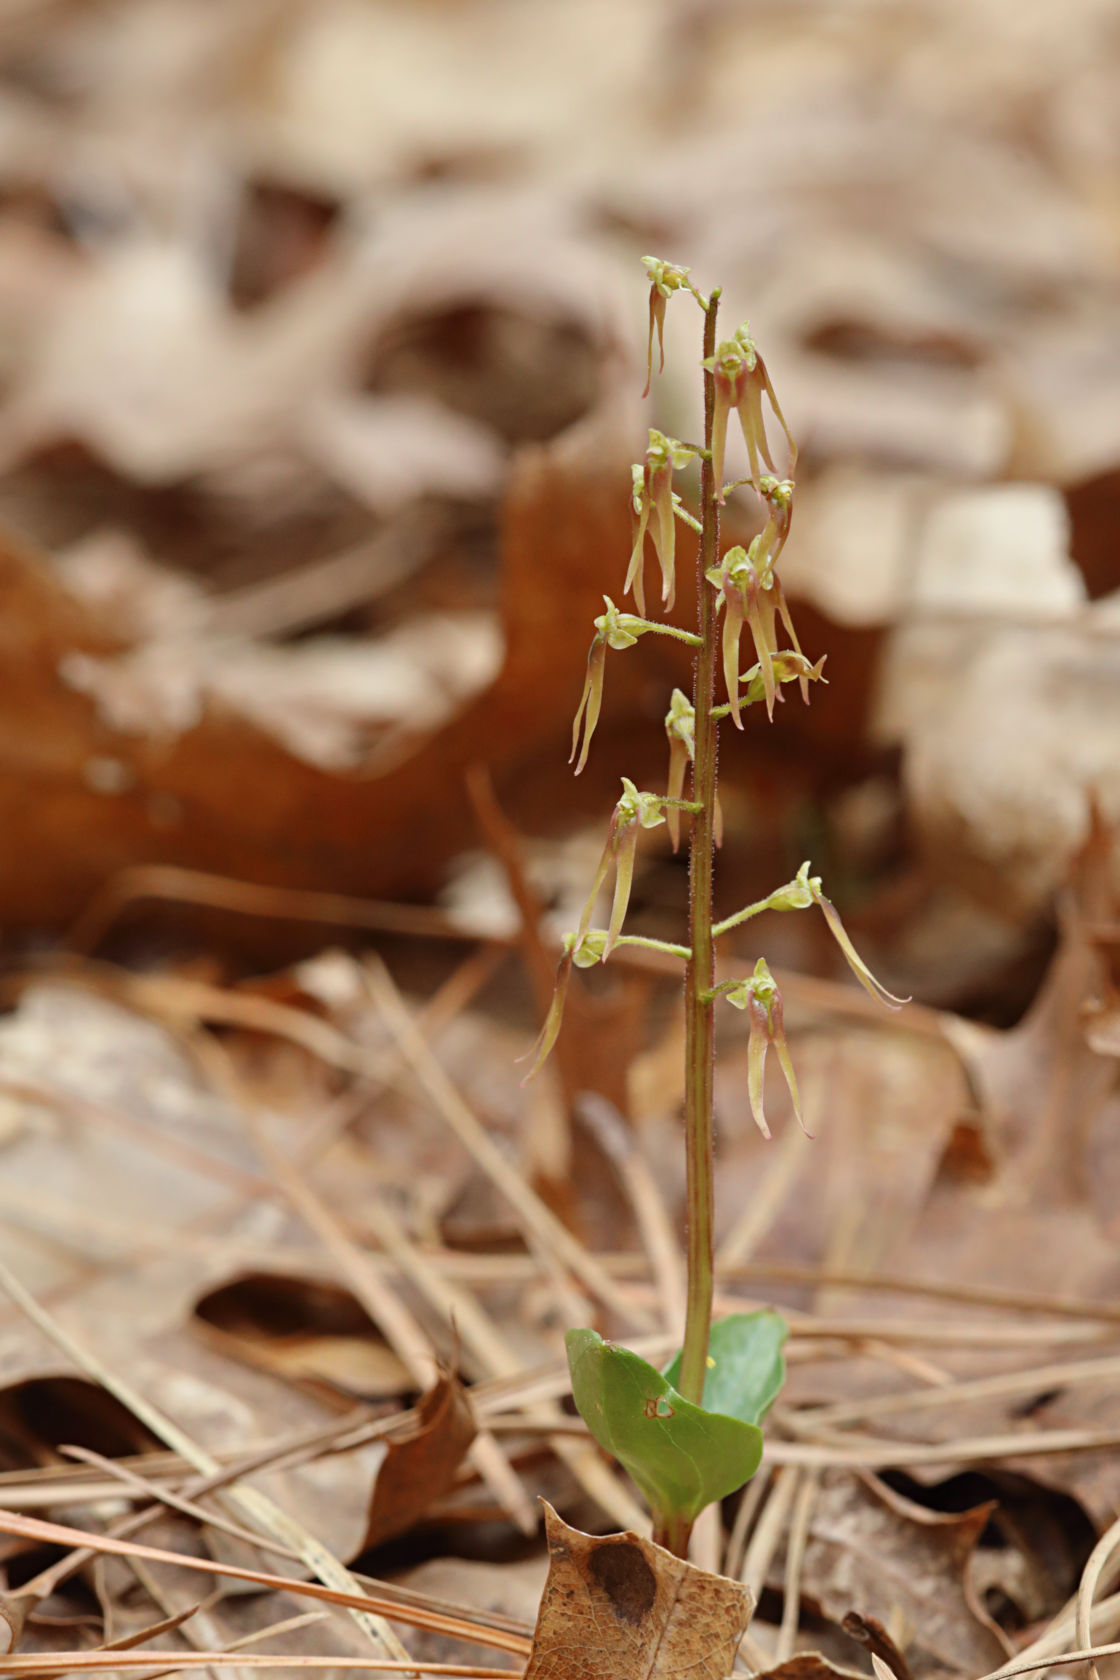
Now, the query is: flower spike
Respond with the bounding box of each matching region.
[724,959,809,1138]
[641,257,709,397]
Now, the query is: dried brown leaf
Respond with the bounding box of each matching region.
[524,1503,753,1680]
[752,1657,865,1680]
[800,1472,1011,1677]
[363,1375,477,1550]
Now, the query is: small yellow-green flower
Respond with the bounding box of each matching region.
[708,541,807,725]
[641,256,708,396]
[575,778,667,959]
[724,959,807,1140]
[569,597,651,774]
[625,431,696,615]
[703,325,796,502]
[768,862,910,1009]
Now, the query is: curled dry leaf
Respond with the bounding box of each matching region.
[362,1373,477,1550]
[193,1272,414,1401]
[524,1503,753,1680]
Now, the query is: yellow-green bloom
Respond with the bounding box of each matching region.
[641,256,708,397]
[575,779,667,959]
[569,597,650,774]
[724,959,807,1139]
[737,652,826,712]
[702,325,796,502]
[769,862,909,1008]
[625,431,696,615]
[708,540,808,725]
[520,926,615,1084]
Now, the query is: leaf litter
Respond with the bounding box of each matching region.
[0,2,1117,1680]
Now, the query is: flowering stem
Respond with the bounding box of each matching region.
[676,287,722,1416]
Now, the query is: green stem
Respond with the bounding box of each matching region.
[615,934,692,960]
[711,894,777,939]
[653,1511,694,1557]
[676,287,721,1422]
[637,621,703,647]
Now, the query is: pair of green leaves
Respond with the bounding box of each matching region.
[566,1311,786,1532]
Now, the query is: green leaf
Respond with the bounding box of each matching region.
[662,1310,787,1426]
[566,1329,763,1528]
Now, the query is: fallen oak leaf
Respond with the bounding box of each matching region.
[524,1503,752,1680]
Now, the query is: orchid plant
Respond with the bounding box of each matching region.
[527,259,905,1561]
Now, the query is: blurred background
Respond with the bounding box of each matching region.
[0,2,1120,1646]
[0,0,1114,1014]
[0,0,1118,1005]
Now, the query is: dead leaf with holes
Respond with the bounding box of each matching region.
[524,1503,752,1680]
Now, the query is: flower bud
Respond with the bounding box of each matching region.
[627,465,650,615]
[664,689,695,852]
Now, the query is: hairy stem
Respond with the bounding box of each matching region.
[711,894,776,939]
[614,934,692,959]
[676,288,722,1422]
